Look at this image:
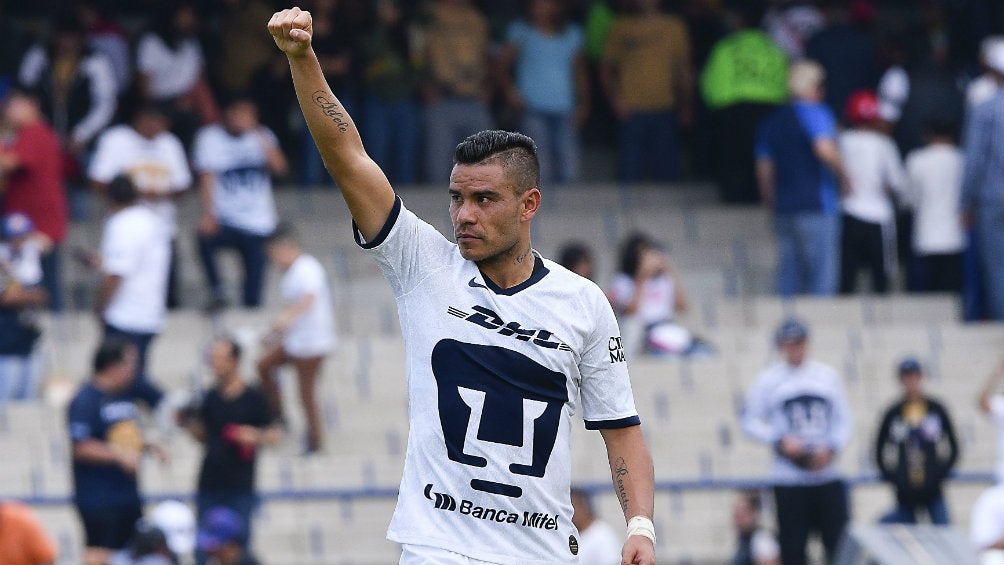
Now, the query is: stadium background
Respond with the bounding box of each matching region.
[0,1,1002,564]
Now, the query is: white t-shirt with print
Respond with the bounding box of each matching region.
[280,254,335,358]
[357,199,640,565]
[192,124,278,236]
[89,125,192,238]
[101,205,171,334]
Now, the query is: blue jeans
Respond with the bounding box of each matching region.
[103,323,163,408]
[0,354,39,401]
[977,205,1004,320]
[423,97,492,185]
[364,97,420,185]
[520,110,579,185]
[774,212,841,297]
[196,491,258,565]
[617,110,679,183]
[197,224,269,307]
[880,494,950,525]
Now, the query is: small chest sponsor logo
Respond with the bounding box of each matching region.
[425,484,560,530]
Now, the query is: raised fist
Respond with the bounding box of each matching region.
[268,7,313,58]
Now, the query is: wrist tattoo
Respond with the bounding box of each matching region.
[311,90,349,132]
[614,457,630,513]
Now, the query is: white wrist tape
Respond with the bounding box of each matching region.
[626,516,656,545]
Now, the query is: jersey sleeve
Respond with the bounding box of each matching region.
[578,286,640,429]
[67,394,98,444]
[354,197,457,297]
[191,127,213,173]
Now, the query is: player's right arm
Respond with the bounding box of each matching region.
[268,7,396,241]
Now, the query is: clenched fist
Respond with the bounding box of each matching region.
[268,7,313,58]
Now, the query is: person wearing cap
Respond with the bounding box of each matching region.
[0,211,49,402]
[195,507,260,565]
[0,87,68,311]
[837,89,906,294]
[741,318,852,565]
[148,500,196,565]
[874,358,958,524]
[961,40,1004,321]
[755,60,850,297]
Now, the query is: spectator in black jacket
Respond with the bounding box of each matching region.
[874,357,959,524]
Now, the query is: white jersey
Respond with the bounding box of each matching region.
[89,125,191,238]
[741,359,852,486]
[280,254,335,358]
[101,205,171,334]
[192,125,278,236]
[357,200,639,565]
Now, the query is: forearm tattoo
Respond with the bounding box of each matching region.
[311,90,349,132]
[614,457,630,513]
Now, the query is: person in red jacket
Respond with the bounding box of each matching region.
[0,87,68,311]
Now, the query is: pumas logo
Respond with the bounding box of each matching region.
[447,305,572,352]
[425,484,457,511]
[432,339,568,499]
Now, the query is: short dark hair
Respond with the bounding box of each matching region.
[923,117,957,141]
[618,232,657,277]
[217,336,242,361]
[740,489,762,513]
[453,130,540,193]
[93,336,133,374]
[557,242,592,272]
[107,175,138,207]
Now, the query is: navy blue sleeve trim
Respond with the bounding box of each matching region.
[353,196,402,249]
[584,415,641,430]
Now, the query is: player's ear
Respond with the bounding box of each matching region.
[520,187,541,222]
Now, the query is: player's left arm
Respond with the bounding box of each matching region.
[600,425,656,565]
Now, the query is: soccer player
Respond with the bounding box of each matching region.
[268,7,656,565]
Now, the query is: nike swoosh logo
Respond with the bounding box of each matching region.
[468,277,489,290]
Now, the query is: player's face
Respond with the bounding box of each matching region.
[448,163,537,264]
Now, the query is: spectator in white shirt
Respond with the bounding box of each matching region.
[136,2,215,146]
[902,119,965,293]
[258,226,334,454]
[89,103,191,309]
[96,176,171,408]
[838,89,906,294]
[193,95,288,311]
[570,488,622,565]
